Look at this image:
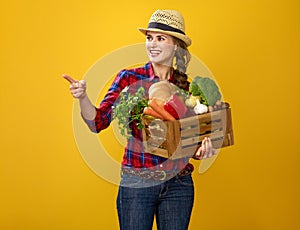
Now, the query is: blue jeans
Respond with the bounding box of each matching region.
[117,173,194,230]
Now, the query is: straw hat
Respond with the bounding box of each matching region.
[138,9,192,47]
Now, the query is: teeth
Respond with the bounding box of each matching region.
[150,50,161,54]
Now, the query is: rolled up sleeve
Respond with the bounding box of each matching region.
[81,70,129,133]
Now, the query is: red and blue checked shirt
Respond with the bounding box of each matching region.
[82,62,194,172]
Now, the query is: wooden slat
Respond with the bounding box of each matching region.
[148,129,166,138]
[178,145,199,157]
[211,138,225,149]
[225,108,234,145]
[181,127,204,138]
[210,130,227,140]
[145,145,169,158]
[170,147,196,159]
[181,133,208,146]
[146,137,168,148]
[180,121,225,137]
[166,120,181,157]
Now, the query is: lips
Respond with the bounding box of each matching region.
[149,49,161,57]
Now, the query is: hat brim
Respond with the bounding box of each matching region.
[138,27,192,47]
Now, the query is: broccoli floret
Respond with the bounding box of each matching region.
[189,76,222,106]
[189,77,202,96]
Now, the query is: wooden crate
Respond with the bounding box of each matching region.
[142,105,234,159]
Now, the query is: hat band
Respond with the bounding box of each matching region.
[147,22,185,35]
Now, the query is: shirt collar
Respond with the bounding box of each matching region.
[146,62,174,81]
[146,62,156,81]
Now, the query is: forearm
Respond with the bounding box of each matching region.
[79,94,96,120]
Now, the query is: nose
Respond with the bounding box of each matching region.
[151,36,158,43]
[148,39,157,48]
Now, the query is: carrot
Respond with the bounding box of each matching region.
[148,99,176,121]
[143,107,164,119]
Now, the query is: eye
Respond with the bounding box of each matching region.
[157,36,165,41]
[146,35,152,41]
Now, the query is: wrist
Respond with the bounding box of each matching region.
[78,92,87,100]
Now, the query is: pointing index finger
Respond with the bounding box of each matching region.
[62,74,77,84]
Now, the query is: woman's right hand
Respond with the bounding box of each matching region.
[62,74,87,99]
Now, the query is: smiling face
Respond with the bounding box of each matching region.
[145,31,176,67]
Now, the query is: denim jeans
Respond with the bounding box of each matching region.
[117,173,194,230]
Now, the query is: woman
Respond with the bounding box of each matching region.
[64,9,215,230]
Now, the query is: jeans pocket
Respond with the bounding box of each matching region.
[176,174,194,187]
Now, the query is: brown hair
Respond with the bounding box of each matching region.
[172,37,191,90]
[173,37,191,74]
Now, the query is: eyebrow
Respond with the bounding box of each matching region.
[146,32,168,37]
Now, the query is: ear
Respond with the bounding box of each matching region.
[174,45,178,51]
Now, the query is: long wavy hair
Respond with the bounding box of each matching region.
[172,37,191,90]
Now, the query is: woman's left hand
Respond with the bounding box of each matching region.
[193,137,217,160]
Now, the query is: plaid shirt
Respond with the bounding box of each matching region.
[83,62,194,171]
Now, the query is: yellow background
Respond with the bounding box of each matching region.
[1,0,299,229]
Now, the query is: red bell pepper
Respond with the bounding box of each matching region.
[163,94,187,119]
